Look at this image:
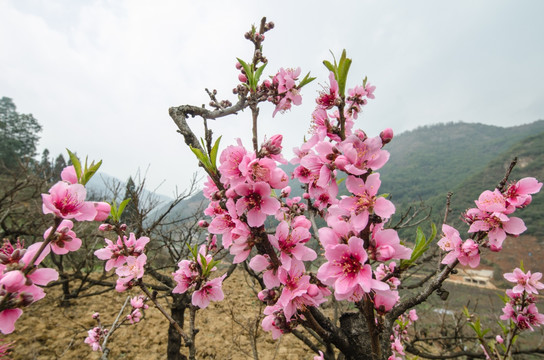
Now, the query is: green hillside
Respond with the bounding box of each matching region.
[168,121,544,239]
[423,131,544,237]
[379,120,544,204]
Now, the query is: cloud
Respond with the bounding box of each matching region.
[1,0,543,196]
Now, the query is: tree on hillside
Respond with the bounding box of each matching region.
[0,97,42,169]
[52,154,67,182]
[120,176,138,228]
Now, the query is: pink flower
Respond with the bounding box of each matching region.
[317,236,388,301]
[94,233,149,271]
[457,239,480,268]
[234,182,280,227]
[316,72,339,109]
[172,260,199,294]
[338,135,390,175]
[504,268,544,295]
[43,219,82,255]
[249,254,280,289]
[0,309,23,334]
[130,295,148,309]
[93,202,111,221]
[42,181,97,221]
[268,221,316,270]
[60,165,78,184]
[314,350,325,360]
[126,309,143,324]
[409,309,418,322]
[262,305,287,339]
[192,275,226,309]
[380,128,394,145]
[272,68,302,117]
[340,174,395,232]
[370,226,412,262]
[218,140,248,187]
[276,261,329,320]
[505,177,542,208]
[374,289,399,313]
[116,254,147,285]
[467,208,527,249]
[84,326,105,351]
[475,190,506,213]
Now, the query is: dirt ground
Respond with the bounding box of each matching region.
[3,268,314,360]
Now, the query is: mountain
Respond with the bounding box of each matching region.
[379,120,544,204]
[379,120,544,237]
[148,120,544,237]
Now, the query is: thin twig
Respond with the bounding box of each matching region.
[100,296,131,360]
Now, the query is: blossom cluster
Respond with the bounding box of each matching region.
[438,178,542,268]
[465,178,541,251]
[198,68,417,339]
[0,239,58,334]
[500,268,544,331]
[94,233,149,292]
[172,240,225,309]
[389,310,418,360]
[0,164,111,334]
[126,295,148,325]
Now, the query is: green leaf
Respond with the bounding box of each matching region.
[323,60,335,74]
[110,200,118,221]
[117,198,131,218]
[210,136,222,170]
[81,159,102,185]
[497,320,508,334]
[363,76,368,88]
[190,146,212,169]
[205,260,220,276]
[298,72,316,88]
[199,253,208,268]
[186,243,198,260]
[237,57,255,90]
[66,149,82,182]
[336,51,352,97]
[400,223,436,269]
[254,63,267,85]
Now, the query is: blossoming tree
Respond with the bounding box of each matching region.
[0,17,542,360]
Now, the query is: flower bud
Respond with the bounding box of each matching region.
[119,224,127,232]
[92,312,100,319]
[235,62,242,70]
[280,186,291,198]
[98,224,113,232]
[198,220,209,228]
[238,74,247,83]
[19,292,34,307]
[354,129,367,141]
[93,202,111,221]
[380,128,394,145]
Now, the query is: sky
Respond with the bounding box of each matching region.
[1,0,543,198]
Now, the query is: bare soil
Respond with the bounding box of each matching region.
[3,268,312,360]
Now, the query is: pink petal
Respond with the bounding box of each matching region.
[0,309,23,334]
[29,268,59,286]
[503,217,526,235]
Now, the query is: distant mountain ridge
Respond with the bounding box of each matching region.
[114,120,544,237]
[379,120,544,237]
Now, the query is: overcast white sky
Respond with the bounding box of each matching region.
[1,0,543,197]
